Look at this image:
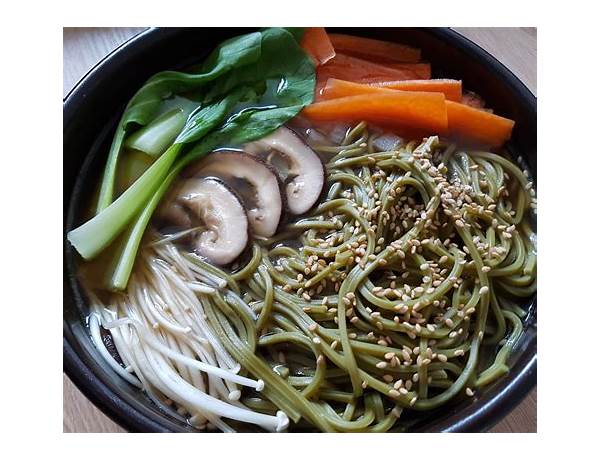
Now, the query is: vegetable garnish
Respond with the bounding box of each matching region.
[300,27,336,65]
[312,78,514,146]
[303,91,448,133]
[318,53,431,83]
[328,33,421,63]
[361,78,463,102]
[445,100,514,147]
[319,78,462,102]
[67,27,316,290]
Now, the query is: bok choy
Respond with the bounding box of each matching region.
[67,27,315,290]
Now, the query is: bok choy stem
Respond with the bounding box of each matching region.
[96,122,126,213]
[68,143,183,260]
[124,108,188,157]
[109,162,186,290]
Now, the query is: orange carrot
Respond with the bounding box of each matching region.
[329,33,421,63]
[320,78,462,102]
[303,91,448,134]
[366,78,462,102]
[446,101,514,147]
[301,27,336,65]
[375,63,431,79]
[318,54,431,83]
[318,78,409,100]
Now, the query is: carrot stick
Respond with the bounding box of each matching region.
[319,78,462,102]
[374,62,432,78]
[329,33,421,63]
[365,78,462,102]
[375,63,431,79]
[301,27,336,65]
[446,100,514,147]
[318,54,431,83]
[303,91,448,133]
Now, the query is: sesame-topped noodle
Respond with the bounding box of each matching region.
[86,121,536,432]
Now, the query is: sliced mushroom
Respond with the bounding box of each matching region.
[187,151,283,238]
[157,178,249,265]
[244,126,325,215]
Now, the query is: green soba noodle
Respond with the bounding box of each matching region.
[90,122,536,432]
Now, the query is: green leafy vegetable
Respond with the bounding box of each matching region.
[95,31,263,213]
[68,27,316,291]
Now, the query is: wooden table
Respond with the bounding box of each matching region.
[63,27,537,433]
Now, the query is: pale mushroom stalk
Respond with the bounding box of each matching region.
[102,318,263,390]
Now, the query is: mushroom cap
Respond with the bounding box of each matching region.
[245,126,325,215]
[188,151,283,238]
[159,178,249,266]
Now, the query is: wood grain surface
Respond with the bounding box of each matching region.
[63,27,537,433]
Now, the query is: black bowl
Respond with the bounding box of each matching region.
[63,27,537,433]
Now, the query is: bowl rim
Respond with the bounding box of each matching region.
[63,26,537,433]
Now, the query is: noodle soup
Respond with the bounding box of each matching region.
[67,28,536,432]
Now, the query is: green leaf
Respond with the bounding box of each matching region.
[123,32,262,130]
[185,105,305,164]
[205,28,315,107]
[175,85,254,144]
